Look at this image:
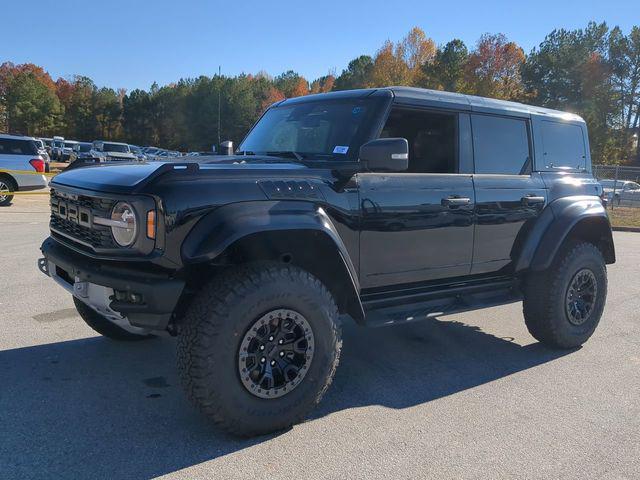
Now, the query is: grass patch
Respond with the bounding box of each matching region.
[608,207,640,228]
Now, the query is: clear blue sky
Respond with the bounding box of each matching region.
[1,0,637,91]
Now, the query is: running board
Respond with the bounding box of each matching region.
[361,277,521,328]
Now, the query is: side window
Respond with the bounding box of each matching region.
[0,139,37,155]
[379,108,458,173]
[471,115,530,175]
[540,121,586,169]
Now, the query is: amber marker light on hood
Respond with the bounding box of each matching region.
[146,210,156,239]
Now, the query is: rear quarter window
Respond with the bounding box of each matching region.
[471,115,530,175]
[540,121,586,170]
[0,138,38,155]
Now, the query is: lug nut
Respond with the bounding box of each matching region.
[270,360,276,366]
[279,351,284,357]
[260,357,266,363]
[268,336,274,341]
[278,339,283,344]
[259,345,265,351]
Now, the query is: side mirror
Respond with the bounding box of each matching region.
[360,138,408,172]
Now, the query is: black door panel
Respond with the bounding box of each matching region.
[359,173,475,288]
[472,173,546,274]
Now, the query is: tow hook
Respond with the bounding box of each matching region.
[37,257,49,276]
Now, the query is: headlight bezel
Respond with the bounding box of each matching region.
[110,201,138,247]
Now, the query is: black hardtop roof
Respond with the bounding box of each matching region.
[279,86,584,123]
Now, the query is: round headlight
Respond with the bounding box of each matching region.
[110,202,137,247]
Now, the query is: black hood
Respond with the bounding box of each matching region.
[51,158,310,194]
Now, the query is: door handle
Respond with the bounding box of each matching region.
[521,195,545,206]
[442,196,471,207]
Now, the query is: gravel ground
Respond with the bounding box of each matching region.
[1,195,638,480]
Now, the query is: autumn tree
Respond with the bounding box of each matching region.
[274,71,309,98]
[310,74,335,94]
[465,33,527,100]
[4,71,63,135]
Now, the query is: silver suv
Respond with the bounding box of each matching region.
[0,134,48,206]
[90,141,138,162]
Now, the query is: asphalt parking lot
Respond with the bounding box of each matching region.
[1,195,639,480]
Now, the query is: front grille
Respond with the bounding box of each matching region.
[50,190,116,250]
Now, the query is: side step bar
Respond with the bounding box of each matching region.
[361,277,521,328]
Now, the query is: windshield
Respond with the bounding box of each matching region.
[625,182,640,190]
[64,142,76,148]
[239,98,382,161]
[79,143,92,152]
[53,141,64,148]
[130,146,142,154]
[103,143,130,153]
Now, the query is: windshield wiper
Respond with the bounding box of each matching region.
[265,151,305,161]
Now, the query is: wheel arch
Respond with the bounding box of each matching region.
[181,201,364,322]
[515,196,615,273]
[0,172,17,189]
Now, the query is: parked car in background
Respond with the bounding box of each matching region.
[599,179,640,206]
[70,142,93,162]
[129,145,147,161]
[33,138,51,172]
[51,136,65,161]
[90,141,138,162]
[0,134,48,206]
[61,140,79,162]
[142,146,161,156]
[40,138,53,155]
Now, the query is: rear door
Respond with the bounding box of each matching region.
[470,114,546,274]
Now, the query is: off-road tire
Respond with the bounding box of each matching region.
[73,296,153,341]
[0,176,17,206]
[523,242,607,349]
[177,262,342,437]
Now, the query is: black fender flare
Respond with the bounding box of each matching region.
[515,196,615,273]
[181,200,364,320]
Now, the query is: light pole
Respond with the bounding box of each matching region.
[217,65,221,151]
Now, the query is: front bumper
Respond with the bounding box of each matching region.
[39,237,185,331]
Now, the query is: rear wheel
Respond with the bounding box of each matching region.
[0,176,16,206]
[523,242,607,349]
[73,297,153,341]
[177,263,342,436]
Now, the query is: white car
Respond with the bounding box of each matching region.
[599,179,640,206]
[0,134,48,206]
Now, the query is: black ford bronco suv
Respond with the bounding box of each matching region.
[39,87,615,436]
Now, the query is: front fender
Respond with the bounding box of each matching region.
[515,196,614,272]
[181,200,363,318]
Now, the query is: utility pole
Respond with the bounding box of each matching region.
[217,65,221,151]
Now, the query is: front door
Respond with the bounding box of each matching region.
[358,107,475,289]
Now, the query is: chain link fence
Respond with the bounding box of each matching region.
[593,165,640,209]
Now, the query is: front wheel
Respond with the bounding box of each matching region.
[523,242,607,349]
[177,263,342,436]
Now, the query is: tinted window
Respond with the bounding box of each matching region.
[0,138,38,155]
[239,98,382,161]
[103,143,130,153]
[540,121,586,169]
[472,115,530,175]
[380,108,458,173]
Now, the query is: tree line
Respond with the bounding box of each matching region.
[1,22,639,164]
